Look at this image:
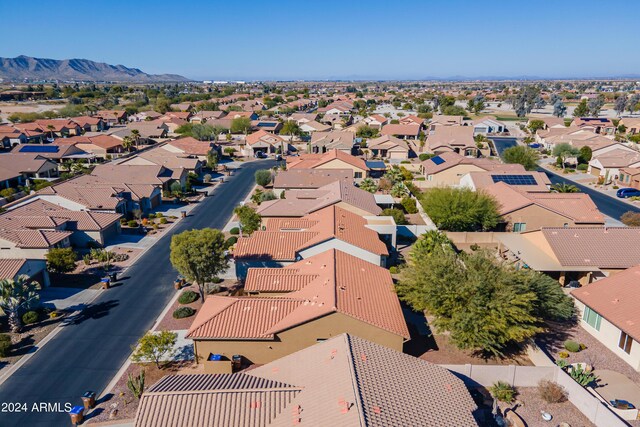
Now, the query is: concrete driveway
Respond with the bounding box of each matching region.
[595,369,640,409]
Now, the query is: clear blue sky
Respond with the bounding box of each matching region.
[2,0,639,81]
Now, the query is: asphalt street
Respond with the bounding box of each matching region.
[540,168,640,220]
[0,159,274,426]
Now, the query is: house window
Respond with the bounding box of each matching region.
[619,331,633,354]
[427,175,433,181]
[513,223,526,232]
[582,306,602,331]
[354,172,363,179]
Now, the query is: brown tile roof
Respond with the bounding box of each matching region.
[91,163,174,185]
[0,153,57,182]
[287,149,368,171]
[539,227,640,269]
[235,206,388,261]
[367,134,410,152]
[380,123,420,137]
[483,182,604,224]
[430,115,464,126]
[310,131,355,150]
[422,151,524,175]
[465,171,551,192]
[191,250,408,339]
[0,226,70,248]
[70,116,103,127]
[427,125,475,151]
[273,168,352,190]
[0,259,27,280]
[135,334,478,427]
[165,137,215,156]
[246,130,285,147]
[257,180,381,217]
[5,199,121,231]
[572,265,640,342]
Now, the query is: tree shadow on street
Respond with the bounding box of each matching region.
[62,300,119,326]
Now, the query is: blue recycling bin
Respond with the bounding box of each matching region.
[208,353,222,361]
[69,405,85,424]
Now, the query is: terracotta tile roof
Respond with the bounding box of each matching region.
[430,115,464,126]
[540,227,640,268]
[70,116,103,127]
[0,153,57,182]
[246,130,285,147]
[592,148,640,168]
[427,125,475,151]
[483,182,604,224]
[0,259,27,280]
[273,168,352,190]
[5,199,121,230]
[572,265,640,342]
[380,123,420,137]
[165,137,215,156]
[137,334,477,427]
[367,134,410,152]
[245,267,318,293]
[422,151,524,175]
[257,180,381,217]
[91,163,173,185]
[465,171,551,192]
[235,205,388,261]
[0,227,70,248]
[287,149,368,171]
[191,250,408,340]
[310,131,355,150]
[37,174,133,210]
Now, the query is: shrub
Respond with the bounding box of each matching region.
[538,380,567,403]
[120,218,128,225]
[178,290,199,305]
[577,163,588,171]
[173,306,196,319]
[155,213,164,218]
[564,340,581,353]
[229,227,240,235]
[203,174,212,183]
[127,220,139,228]
[0,334,11,357]
[401,197,418,214]
[22,310,39,325]
[558,351,569,359]
[489,381,516,403]
[159,217,168,225]
[83,254,92,265]
[148,213,156,219]
[381,208,408,225]
[225,236,237,248]
[46,247,77,273]
[389,266,399,274]
[579,343,587,351]
[255,169,272,187]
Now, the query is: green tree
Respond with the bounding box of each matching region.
[390,182,408,198]
[356,125,379,138]
[502,145,540,171]
[281,121,301,140]
[131,331,177,369]
[573,99,589,117]
[170,229,228,300]
[359,177,377,193]
[0,275,41,332]
[191,124,216,141]
[381,208,408,225]
[131,129,141,148]
[419,187,500,231]
[528,119,545,133]
[550,183,579,193]
[578,146,592,164]
[383,166,404,185]
[207,150,218,170]
[122,136,134,152]
[231,117,252,134]
[234,205,261,235]
[397,248,573,356]
[255,169,272,187]
[46,247,77,273]
[552,143,580,169]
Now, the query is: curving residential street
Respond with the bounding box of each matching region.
[0,159,274,427]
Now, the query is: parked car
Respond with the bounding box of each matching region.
[254,151,267,159]
[616,188,640,198]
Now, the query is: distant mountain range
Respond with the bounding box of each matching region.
[0,55,190,83]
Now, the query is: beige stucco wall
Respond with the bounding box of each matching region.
[574,299,640,371]
[193,312,404,365]
[314,159,367,182]
[501,204,581,232]
[424,164,485,187]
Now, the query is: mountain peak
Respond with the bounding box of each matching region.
[0,55,190,83]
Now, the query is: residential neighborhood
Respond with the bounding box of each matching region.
[1,1,640,426]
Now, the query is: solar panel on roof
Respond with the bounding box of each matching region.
[491,174,537,185]
[19,145,59,153]
[431,155,445,165]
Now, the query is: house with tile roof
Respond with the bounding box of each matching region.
[0,153,59,190]
[135,334,478,427]
[366,134,413,160]
[310,131,355,154]
[273,168,353,195]
[4,198,121,247]
[571,117,616,135]
[97,110,128,126]
[497,227,640,286]
[69,116,106,132]
[380,123,421,140]
[483,182,604,232]
[55,134,125,159]
[363,114,389,129]
[258,180,382,218]
[189,250,409,365]
[164,137,218,161]
[427,125,478,156]
[245,130,288,156]
[587,148,640,182]
[234,206,389,278]
[0,258,49,287]
[287,149,369,183]
[420,151,524,187]
[472,117,507,135]
[461,170,551,192]
[572,265,640,371]
[114,145,201,176]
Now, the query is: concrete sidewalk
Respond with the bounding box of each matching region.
[39,287,101,311]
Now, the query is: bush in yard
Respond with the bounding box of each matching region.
[389,266,399,274]
[419,187,500,232]
[621,211,640,227]
[489,381,516,403]
[381,208,408,225]
[579,343,587,351]
[46,247,77,273]
[255,169,272,187]
[127,220,139,228]
[564,340,581,352]
[0,334,11,357]
[178,290,199,305]
[159,217,168,225]
[558,351,569,359]
[155,213,163,218]
[419,153,434,161]
[131,330,177,369]
[225,236,237,248]
[22,310,39,325]
[577,163,588,171]
[401,197,418,214]
[538,380,567,403]
[173,306,196,319]
[229,227,240,235]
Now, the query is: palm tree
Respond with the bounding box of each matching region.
[551,183,580,193]
[46,125,56,141]
[130,129,141,148]
[122,136,134,152]
[0,275,41,332]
